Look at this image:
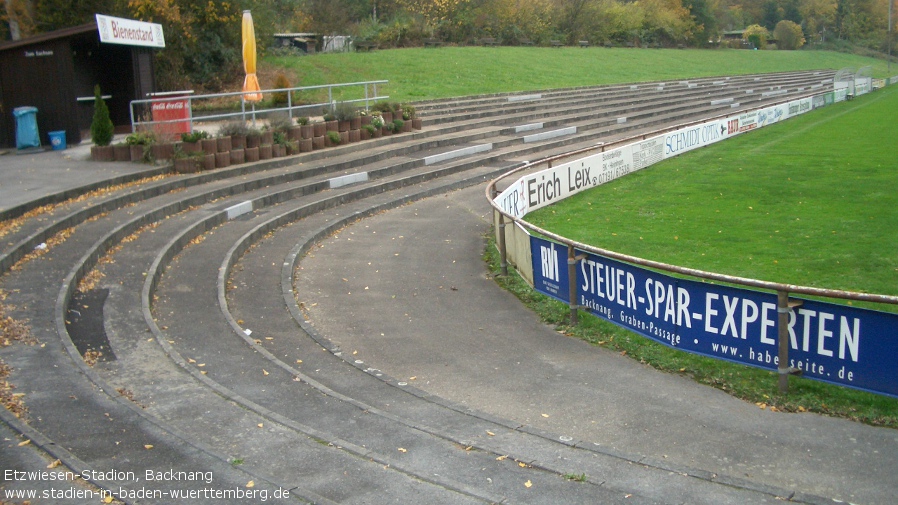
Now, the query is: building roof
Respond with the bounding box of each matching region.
[0,23,98,52]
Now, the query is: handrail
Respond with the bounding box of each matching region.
[485,88,898,307]
[130,80,389,133]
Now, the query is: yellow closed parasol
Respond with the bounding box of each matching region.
[242,10,263,102]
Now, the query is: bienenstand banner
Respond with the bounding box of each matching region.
[96,14,165,48]
[494,96,816,220]
[531,235,898,398]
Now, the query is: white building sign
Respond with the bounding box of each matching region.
[96,14,165,48]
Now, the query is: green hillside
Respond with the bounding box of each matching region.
[264,46,894,102]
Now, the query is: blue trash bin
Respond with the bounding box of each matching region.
[13,106,40,149]
[48,130,67,150]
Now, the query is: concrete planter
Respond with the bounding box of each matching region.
[201,138,217,154]
[312,137,325,150]
[259,144,272,160]
[229,148,245,165]
[129,145,145,162]
[216,136,232,152]
[113,144,131,161]
[151,142,175,161]
[181,141,202,153]
[91,145,114,161]
[300,125,313,139]
[202,153,216,171]
[214,151,230,168]
[244,147,259,162]
[173,156,202,174]
[299,138,313,152]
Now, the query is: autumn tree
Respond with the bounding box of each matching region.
[33,0,114,32]
[467,0,555,44]
[742,23,769,48]
[395,0,468,36]
[800,0,837,43]
[641,0,696,45]
[773,19,806,48]
[683,0,718,46]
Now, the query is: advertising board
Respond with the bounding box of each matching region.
[531,235,898,398]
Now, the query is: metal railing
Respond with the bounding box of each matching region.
[486,87,898,394]
[130,80,389,133]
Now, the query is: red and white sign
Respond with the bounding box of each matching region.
[151,97,191,137]
[96,14,165,48]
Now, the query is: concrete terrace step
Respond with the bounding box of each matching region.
[0,70,862,504]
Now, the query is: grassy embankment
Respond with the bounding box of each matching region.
[263,45,894,102]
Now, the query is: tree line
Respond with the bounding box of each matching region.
[3,0,895,90]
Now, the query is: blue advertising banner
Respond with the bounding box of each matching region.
[531,235,898,398]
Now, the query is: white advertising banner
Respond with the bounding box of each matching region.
[496,90,827,219]
[96,14,165,48]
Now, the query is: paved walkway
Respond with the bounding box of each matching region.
[1,141,897,505]
[0,136,155,214]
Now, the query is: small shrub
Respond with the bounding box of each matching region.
[362,124,377,135]
[296,116,310,126]
[125,130,156,146]
[371,114,385,129]
[372,101,393,114]
[327,131,341,144]
[402,104,416,120]
[181,130,210,143]
[334,102,358,122]
[272,131,287,145]
[267,113,292,132]
[218,120,249,137]
[272,73,292,106]
[90,85,114,146]
[392,119,404,131]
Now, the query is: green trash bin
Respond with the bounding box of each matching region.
[13,106,40,149]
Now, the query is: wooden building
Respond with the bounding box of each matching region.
[0,21,157,148]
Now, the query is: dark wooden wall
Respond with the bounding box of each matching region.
[0,24,157,148]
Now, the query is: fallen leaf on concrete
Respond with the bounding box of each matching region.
[246,481,254,488]
[398,448,407,453]
[525,480,532,488]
